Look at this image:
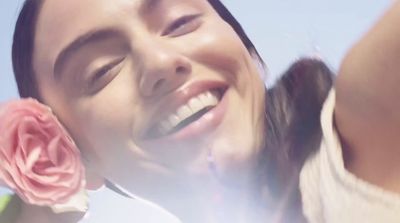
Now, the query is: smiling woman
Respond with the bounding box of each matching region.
[9,0,329,222]
[4,0,400,222]
[14,2,271,219]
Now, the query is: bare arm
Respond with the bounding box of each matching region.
[335,1,400,192]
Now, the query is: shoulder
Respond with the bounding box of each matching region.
[334,2,400,193]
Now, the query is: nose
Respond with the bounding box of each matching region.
[138,41,192,98]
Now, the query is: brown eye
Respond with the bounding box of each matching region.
[162,14,202,37]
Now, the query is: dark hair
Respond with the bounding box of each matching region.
[261,59,333,222]
[12,0,44,99]
[12,0,333,222]
[206,2,334,222]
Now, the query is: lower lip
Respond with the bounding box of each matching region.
[156,90,229,143]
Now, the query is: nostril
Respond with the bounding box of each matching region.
[176,66,187,75]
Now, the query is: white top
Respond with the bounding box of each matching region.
[299,89,400,223]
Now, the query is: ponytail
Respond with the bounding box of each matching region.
[260,58,334,223]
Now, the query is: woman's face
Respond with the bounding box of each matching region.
[32,0,266,199]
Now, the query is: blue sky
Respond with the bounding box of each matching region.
[0,0,392,222]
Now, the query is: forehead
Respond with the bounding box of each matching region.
[33,0,210,74]
[33,0,131,70]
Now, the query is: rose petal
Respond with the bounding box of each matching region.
[47,135,62,165]
[51,186,88,213]
[0,99,85,209]
[25,147,42,171]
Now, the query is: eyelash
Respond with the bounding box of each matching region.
[86,15,201,91]
[90,58,125,85]
[162,14,202,36]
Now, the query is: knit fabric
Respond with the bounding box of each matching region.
[299,89,400,223]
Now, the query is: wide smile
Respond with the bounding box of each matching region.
[158,88,223,135]
[145,81,228,141]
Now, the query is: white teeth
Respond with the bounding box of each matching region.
[177,105,192,119]
[169,115,181,127]
[158,90,220,134]
[199,93,209,104]
[188,97,202,112]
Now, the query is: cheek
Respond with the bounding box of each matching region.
[181,20,251,83]
[66,77,144,159]
[182,19,264,105]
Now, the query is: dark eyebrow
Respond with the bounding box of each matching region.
[53,0,163,79]
[53,29,121,79]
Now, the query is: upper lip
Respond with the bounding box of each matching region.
[143,80,228,139]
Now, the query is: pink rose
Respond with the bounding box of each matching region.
[0,98,85,207]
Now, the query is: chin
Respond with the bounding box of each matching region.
[202,134,259,187]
